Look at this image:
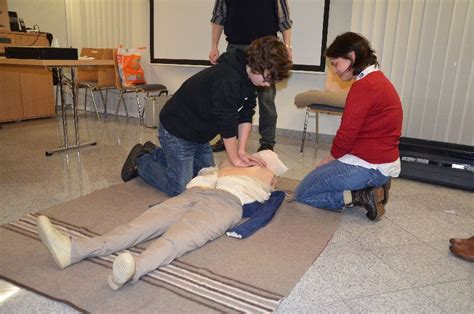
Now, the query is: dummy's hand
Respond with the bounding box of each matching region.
[209,47,220,64]
[271,176,278,188]
[317,155,335,167]
[238,152,267,167]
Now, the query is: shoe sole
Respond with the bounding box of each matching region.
[143,141,157,154]
[121,144,143,182]
[367,187,385,221]
[375,202,385,220]
[108,253,135,290]
[382,179,391,205]
[37,215,70,269]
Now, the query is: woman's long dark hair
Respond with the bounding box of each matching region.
[325,32,379,75]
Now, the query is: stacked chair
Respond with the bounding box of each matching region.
[95,48,117,116]
[112,48,168,122]
[76,48,105,120]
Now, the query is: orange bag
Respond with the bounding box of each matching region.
[116,47,146,87]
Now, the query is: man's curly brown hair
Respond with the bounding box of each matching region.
[246,36,293,83]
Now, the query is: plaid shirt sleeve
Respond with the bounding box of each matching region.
[277,0,293,31]
[210,0,226,25]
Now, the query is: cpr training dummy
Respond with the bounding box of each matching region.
[36,150,288,290]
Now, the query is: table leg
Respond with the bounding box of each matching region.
[45,67,97,156]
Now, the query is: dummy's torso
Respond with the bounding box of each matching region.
[218,165,275,188]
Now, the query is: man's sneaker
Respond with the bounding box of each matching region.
[351,186,386,220]
[108,252,136,290]
[143,141,157,154]
[257,143,274,152]
[211,138,225,152]
[121,144,145,182]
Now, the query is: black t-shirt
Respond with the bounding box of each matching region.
[224,0,278,45]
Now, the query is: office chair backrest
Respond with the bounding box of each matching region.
[76,48,104,83]
[97,48,115,88]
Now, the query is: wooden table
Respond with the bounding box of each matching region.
[0,58,114,155]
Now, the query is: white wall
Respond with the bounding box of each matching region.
[8,0,68,47]
[151,0,327,70]
[351,0,472,146]
[146,0,352,136]
[8,0,351,136]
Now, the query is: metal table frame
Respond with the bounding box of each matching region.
[0,58,114,155]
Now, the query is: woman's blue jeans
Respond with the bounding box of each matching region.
[295,160,389,210]
[137,124,214,196]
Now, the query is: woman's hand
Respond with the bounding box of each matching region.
[317,155,335,167]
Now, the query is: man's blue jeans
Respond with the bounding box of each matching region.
[137,124,214,196]
[295,160,389,210]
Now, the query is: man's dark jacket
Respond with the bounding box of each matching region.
[160,50,257,143]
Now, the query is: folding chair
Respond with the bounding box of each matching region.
[112,48,168,122]
[294,61,353,153]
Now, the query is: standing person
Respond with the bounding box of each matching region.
[121,36,292,197]
[294,32,403,220]
[209,0,293,152]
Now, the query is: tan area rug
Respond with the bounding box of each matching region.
[0,177,341,313]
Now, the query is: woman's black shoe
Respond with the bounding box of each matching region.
[351,187,385,220]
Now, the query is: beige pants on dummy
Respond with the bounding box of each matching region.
[70,187,242,282]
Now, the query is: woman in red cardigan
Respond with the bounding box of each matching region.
[295,32,403,220]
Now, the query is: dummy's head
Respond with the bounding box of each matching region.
[252,150,288,176]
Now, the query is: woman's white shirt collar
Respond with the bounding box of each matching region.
[357,64,379,80]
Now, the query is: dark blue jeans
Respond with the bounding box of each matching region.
[137,124,214,196]
[295,160,389,210]
[257,84,277,146]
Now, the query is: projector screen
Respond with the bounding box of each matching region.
[150,0,330,72]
